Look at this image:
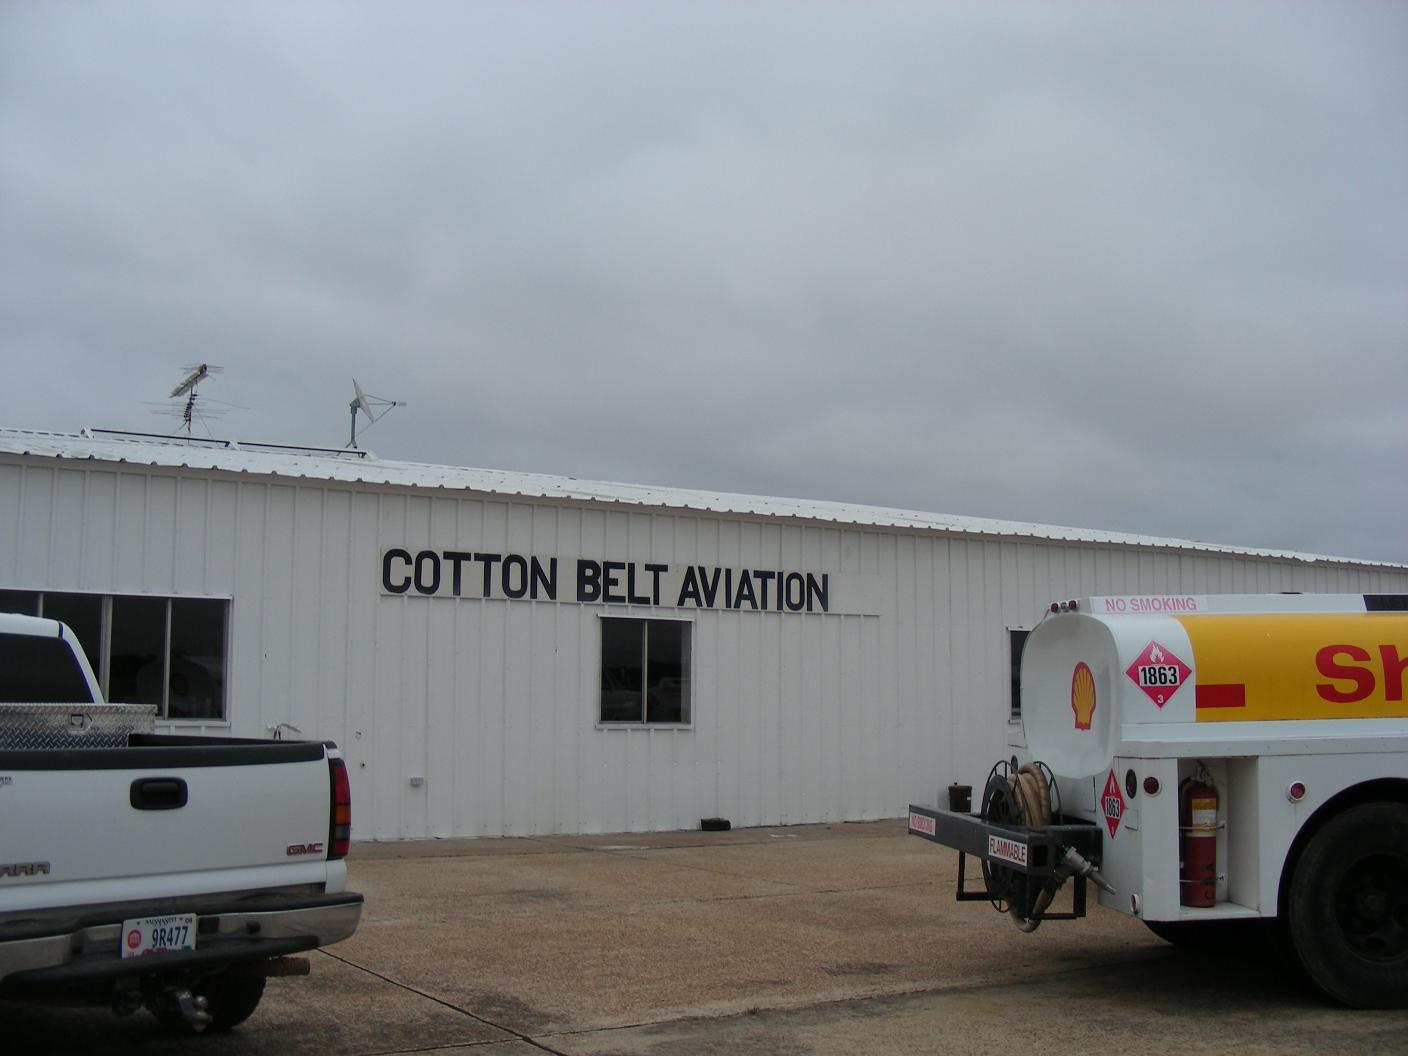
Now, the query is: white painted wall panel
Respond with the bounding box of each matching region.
[20,468,54,584]
[80,471,117,588]
[113,474,146,591]
[49,470,85,590]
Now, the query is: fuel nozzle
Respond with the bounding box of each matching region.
[1058,846,1115,895]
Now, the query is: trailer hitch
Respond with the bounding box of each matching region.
[171,988,212,1031]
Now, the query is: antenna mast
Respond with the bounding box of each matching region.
[166,364,223,434]
[348,379,405,448]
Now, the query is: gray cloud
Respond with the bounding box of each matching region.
[2,2,1405,562]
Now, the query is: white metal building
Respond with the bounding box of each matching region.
[3,426,1406,840]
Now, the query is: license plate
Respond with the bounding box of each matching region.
[120,913,197,958]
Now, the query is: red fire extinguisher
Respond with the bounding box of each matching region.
[1179,765,1218,908]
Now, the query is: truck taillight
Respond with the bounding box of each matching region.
[328,756,352,860]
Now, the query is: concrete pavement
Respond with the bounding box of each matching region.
[7,820,1405,1054]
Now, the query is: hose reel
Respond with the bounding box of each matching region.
[979,756,1111,932]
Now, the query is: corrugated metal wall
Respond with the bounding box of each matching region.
[3,456,1407,840]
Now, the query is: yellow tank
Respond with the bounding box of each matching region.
[1020,594,1408,778]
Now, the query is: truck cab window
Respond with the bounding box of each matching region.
[0,632,94,703]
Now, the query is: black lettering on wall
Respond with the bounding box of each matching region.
[577,559,602,603]
[754,570,775,610]
[785,572,806,611]
[734,570,757,610]
[475,553,502,597]
[645,564,667,605]
[698,567,721,607]
[531,557,558,600]
[444,551,473,596]
[383,549,413,594]
[626,564,651,605]
[382,549,841,614]
[602,561,627,603]
[414,551,441,596]
[677,567,703,607]
[503,555,529,599]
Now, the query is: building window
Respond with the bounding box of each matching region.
[600,617,691,725]
[0,590,228,721]
[1009,628,1030,720]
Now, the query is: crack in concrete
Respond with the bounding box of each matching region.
[316,949,570,1056]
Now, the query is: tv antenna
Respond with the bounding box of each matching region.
[348,379,404,448]
[163,363,225,434]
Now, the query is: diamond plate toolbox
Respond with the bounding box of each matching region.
[0,703,157,749]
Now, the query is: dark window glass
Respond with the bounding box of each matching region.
[41,593,103,682]
[3,592,229,721]
[0,591,39,616]
[601,618,644,722]
[646,621,690,724]
[110,596,168,709]
[169,599,226,720]
[0,632,95,703]
[601,618,691,725]
[1010,629,1030,720]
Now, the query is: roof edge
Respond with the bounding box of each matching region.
[1,427,1403,572]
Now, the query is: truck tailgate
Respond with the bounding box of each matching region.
[0,740,340,913]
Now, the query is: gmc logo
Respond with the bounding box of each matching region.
[286,842,325,857]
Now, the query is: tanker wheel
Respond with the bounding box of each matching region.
[1286,802,1408,1008]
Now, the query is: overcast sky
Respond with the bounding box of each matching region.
[2,2,1405,564]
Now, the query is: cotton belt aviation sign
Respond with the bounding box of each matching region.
[380,548,881,615]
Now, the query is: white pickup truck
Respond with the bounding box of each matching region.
[0,612,363,1032]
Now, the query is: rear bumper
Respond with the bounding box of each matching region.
[0,890,362,988]
[908,805,1107,924]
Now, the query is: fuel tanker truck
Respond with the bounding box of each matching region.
[908,593,1408,1008]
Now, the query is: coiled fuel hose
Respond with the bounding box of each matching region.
[1010,764,1055,933]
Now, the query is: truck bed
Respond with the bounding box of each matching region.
[0,734,349,916]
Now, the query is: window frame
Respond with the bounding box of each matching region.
[0,589,231,723]
[596,614,694,729]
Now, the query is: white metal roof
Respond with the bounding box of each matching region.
[0,426,1400,569]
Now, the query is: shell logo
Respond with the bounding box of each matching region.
[1071,662,1097,731]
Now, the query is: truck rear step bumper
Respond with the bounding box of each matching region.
[0,891,362,987]
[908,804,1102,874]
